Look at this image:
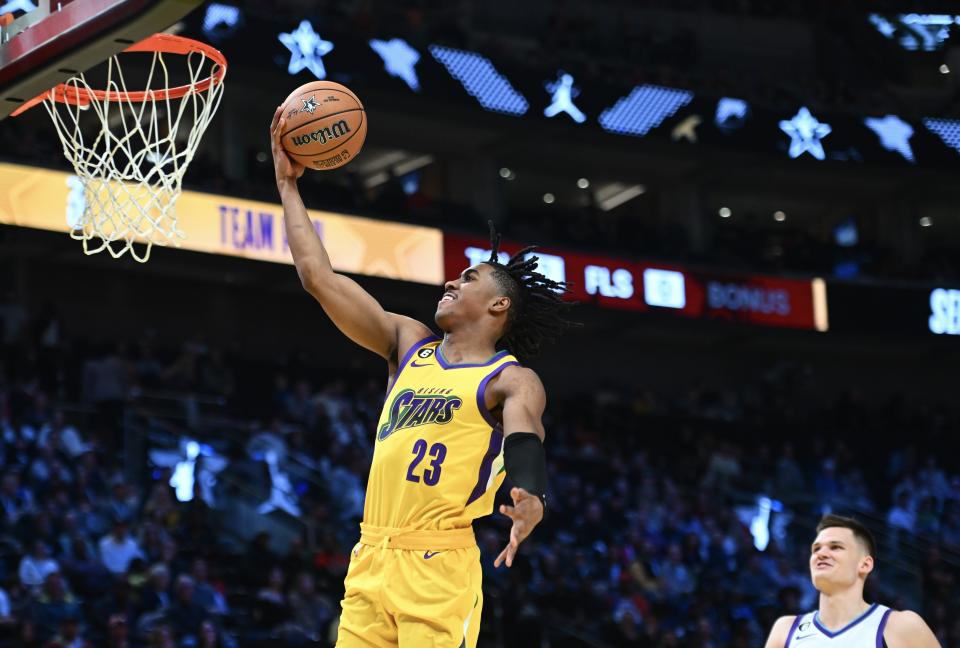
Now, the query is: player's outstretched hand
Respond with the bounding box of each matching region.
[271,105,305,185]
[494,487,544,568]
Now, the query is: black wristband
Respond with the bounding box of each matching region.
[503,432,548,513]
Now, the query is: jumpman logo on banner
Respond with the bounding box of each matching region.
[544,72,586,124]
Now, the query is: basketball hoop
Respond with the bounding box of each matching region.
[12,33,227,262]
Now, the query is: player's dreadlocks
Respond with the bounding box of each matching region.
[484,222,578,362]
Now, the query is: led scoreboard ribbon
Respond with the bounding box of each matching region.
[444,233,829,332]
[174,11,960,168]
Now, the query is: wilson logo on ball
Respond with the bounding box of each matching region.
[291,120,351,147]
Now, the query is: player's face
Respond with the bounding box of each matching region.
[435,263,506,327]
[809,527,873,593]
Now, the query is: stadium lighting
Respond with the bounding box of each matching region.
[923,118,960,155]
[719,207,732,218]
[202,3,242,41]
[869,13,960,51]
[544,71,587,124]
[941,64,951,74]
[643,269,686,309]
[543,193,555,204]
[577,178,590,189]
[920,216,933,227]
[930,288,960,335]
[715,97,748,131]
[774,210,786,222]
[598,84,693,137]
[834,219,858,247]
[362,154,434,189]
[499,167,511,178]
[595,183,646,212]
[429,45,529,116]
[370,38,421,91]
[864,115,916,163]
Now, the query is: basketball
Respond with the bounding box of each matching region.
[278,81,367,171]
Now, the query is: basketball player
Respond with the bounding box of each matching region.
[270,107,575,647]
[764,514,940,647]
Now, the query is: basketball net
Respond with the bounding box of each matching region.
[40,36,225,262]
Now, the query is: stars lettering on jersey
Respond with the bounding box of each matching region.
[779,106,831,161]
[278,20,334,79]
[378,389,463,441]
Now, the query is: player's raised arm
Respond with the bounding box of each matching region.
[885,610,941,647]
[763,616,796,648]
[270,106,430,360]
[492,365,548,568]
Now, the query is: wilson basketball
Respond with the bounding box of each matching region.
[279,81,367,171]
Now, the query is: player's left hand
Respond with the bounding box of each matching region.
[494,487,544,568]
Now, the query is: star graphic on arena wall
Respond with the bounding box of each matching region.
[369,38,421,92]
[864,114,915,163]
[278,20,334,79]
[300,95,319,114]
[779,106,831,161]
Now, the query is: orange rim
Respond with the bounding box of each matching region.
[11,34,227,116]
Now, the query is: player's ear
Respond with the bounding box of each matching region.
[859,554,874,577]
[489,295,511,314]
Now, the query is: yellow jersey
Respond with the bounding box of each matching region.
[362,336,519,531]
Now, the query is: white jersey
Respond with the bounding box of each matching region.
[785,604,891,647]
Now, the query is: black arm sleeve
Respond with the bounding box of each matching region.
[503,432,548,499]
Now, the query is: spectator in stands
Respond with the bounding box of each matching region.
[0,582,15,637]
[31,571,81,642]
[93,580,137,638]
[105,614,129,648]
[59,534,108,599]
[288,571,333,639]
[98,519,143,575]
[142,483,179,532]
[253,567,289,630]
[656,543,696,601]
[19,541,59,589]
[701,441,742,492]
[138,564,171,616]
[888,491,917,532]
[80,343,131,436]
[43,611,91,648]
[198,619,222,648]
[165,574,208,643]
[38,411,91,459]
[283,380,315,425]
[147,623,175,648]
[190,558,228,617]
[0,470,32,524]
[101,481,138,524]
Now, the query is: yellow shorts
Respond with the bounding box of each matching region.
[335,524,483,648]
